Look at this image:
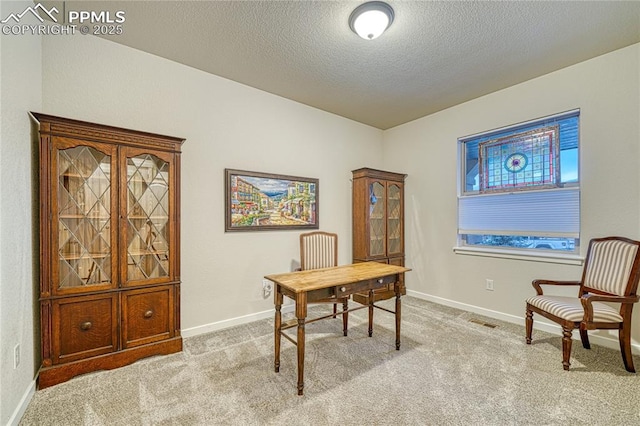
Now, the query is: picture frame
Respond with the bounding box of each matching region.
[224,169,319,232]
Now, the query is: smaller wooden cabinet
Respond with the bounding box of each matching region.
[33,113,184,388]
[352,168,407,304]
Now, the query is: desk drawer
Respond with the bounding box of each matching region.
[335,274,397,297]
[301,274,399,303]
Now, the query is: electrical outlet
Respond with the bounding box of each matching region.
[262,279,273,291]
[486,279,494,291]
[13,344,20,369]
[262,279,273,297]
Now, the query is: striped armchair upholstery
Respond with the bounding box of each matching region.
[299,231,349,335]
[526,296,622,323]
[300,231,337,271]
[583,239,639,296]
[525,237,640,372]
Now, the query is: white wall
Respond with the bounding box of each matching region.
[0,1,41,424]
[384,44,640,346]
[41,33,383,332]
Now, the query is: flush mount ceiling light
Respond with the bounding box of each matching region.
[349,1,394,40]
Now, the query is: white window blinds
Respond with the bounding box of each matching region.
[458,188,579,238]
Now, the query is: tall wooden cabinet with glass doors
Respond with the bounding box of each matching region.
[352,168,407,305]
[33,113,184,388]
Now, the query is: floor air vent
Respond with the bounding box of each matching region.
[469,318,498,328]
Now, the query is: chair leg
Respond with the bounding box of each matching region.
[342,298,348,337]
[619,320,636,373]
[562,326,573,371]
[525,307,533,344]
[579,327,590,349]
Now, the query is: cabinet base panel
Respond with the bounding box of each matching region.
[38,337,183,389]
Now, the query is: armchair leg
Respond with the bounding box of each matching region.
[579,327,590,350]
[619,321,636,373]
[525,307,533,344]
[562,327,573,371]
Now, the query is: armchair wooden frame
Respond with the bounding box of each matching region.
[299,231,349,336]
[526,236,640,372]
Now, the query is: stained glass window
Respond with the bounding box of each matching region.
[479,126,559,193]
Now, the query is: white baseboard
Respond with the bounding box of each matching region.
[8,379,36,426]
[406,289,640,355]
[181,304,295,338]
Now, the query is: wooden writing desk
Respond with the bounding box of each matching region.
[265,261,411,395]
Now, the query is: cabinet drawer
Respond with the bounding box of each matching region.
[122,285,175,348]
[52,293,118,364]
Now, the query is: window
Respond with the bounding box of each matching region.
[457,110,580,255]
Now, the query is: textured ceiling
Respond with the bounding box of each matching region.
[45,1,640,129]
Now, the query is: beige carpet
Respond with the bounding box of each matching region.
[20,297,640,425]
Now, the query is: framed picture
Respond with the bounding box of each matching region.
[225,169,319,232]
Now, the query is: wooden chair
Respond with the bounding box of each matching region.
[299,231,349,336]
[526,236,640,372]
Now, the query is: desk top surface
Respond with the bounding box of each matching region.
[265,262,410,294]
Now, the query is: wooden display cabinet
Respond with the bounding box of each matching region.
[352,168,407,304]
[33,112,184,388]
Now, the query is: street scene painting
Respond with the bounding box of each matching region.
[225,169,319,232]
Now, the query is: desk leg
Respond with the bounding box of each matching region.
[296,292,307,396]
[395,279,401,350]
[342,298,349,337]
[274,286,283,373]
[368,289,374,337]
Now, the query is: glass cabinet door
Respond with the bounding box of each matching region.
[387,183,402,256]
[55,140,117,293]
[368,180,386,257]
[123,149,172,285]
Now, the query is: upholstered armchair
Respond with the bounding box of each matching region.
[299,231,349,335]
[526,236,640,372]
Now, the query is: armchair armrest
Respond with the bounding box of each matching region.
[531,279,581,295]
[580,293,640,322]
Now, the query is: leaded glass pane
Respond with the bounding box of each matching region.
[478,126,560,193]
[58,146,111,289]
[369,182,385,256]
[126,154,170,281]
[387,184,401,255]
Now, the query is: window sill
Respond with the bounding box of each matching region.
[452,246,584,265]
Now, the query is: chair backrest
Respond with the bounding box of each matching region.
[581,237,640,297]
[300,231,338,271]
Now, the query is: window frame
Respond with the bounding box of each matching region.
[455,109,581,264]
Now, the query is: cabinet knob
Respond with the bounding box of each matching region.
[80,321,92,331]
[340,287,347,292]
[143,310,154,319]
